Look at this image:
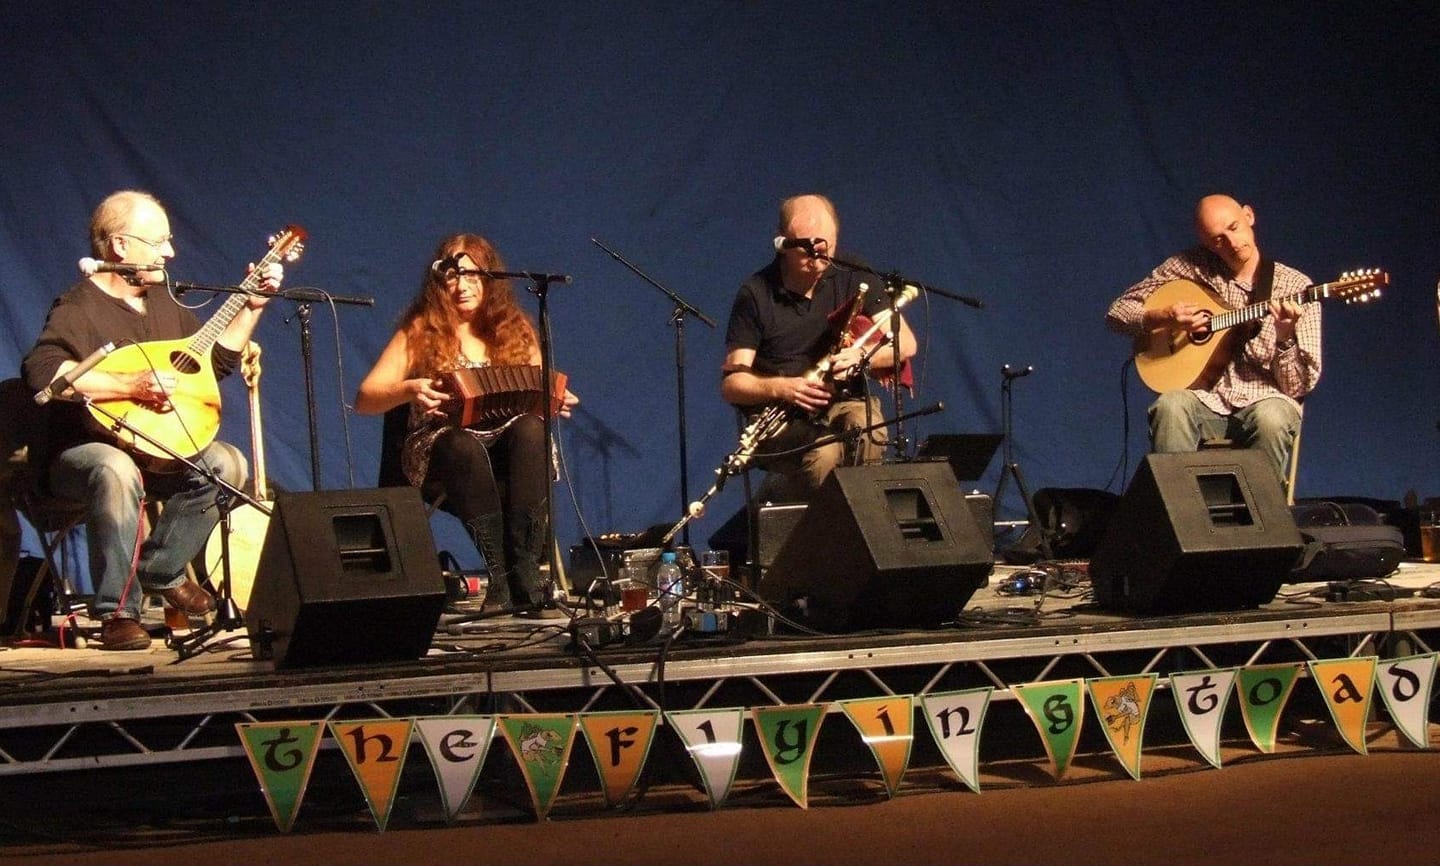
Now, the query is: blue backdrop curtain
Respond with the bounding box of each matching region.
[2,2,1436,571]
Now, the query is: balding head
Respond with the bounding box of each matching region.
[1193,194,1258,275]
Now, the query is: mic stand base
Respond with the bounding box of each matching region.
[168,596,246,661]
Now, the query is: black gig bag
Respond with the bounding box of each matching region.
[1288,501,1404,582]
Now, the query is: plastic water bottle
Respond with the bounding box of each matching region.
[655,551,684,629]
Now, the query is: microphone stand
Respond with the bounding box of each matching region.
[469,266,572,614]
[77,396,269,662]
[993,364,1053,560]
[811,251,983,460]
[174,281,375,491]
[589,238,718,548]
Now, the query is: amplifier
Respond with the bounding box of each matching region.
[759,492,994,571]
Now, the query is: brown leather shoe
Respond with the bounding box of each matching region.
[158,580,216,617]
[100,617,152,651]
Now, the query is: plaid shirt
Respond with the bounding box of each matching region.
[1106,246,1322,415]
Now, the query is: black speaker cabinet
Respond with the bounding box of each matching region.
[246,487,446,668]
[1089,451,1304,615]
[759,463,994,632]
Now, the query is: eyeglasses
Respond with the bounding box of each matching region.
[114,233,174,250]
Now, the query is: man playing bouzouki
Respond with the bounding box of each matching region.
[21,190,283,651]
[1106,194,1320,482]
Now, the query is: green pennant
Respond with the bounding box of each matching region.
[235,721,324,833]
[1012,679,1085,779]
[496,714,578,819]
[751,704,828,808]
[1236,664,1301,753]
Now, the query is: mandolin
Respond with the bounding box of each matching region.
[1133,269,1386,394]
[203,341,271,609]
[83,226,305,470]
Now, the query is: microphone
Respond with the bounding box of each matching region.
[1001,364,1034,380]
[78,258,165,276]
[773,236,817,254]
[430,255,459,277]
[34,342,118,405]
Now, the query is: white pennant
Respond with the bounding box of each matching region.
[415,716,496,820]
[920,689,991,793]
[665,708,746,808]
[1375,653,1437,749]
[1169,669,1238,769]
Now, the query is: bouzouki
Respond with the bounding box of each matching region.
[1133,269,1386,394]
[202,342,271,610]
[84,226,306,470]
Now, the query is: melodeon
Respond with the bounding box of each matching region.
[442,365,568,428]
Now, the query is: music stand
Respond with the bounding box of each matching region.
[915,433,1004,482]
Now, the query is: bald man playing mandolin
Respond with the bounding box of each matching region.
[1106,194,1321,484]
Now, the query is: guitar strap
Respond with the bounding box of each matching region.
[1251,256,1275,303]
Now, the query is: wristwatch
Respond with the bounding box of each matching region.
[1275,337,1297,351]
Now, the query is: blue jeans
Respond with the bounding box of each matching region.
[48,440,247,620]
[1148,391,1300,484]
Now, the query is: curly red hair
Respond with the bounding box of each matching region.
[401,233,538,375]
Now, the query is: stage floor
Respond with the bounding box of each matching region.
[0,559,1437,775]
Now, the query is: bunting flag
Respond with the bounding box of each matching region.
[1012,679,1085,779]
[666,708,746,808]
[921,689,992,793]
[415,716,496,820]
[838,695,915,797]
[1308,657,1377,755]
[1087,674,1158,780]
[496,714,579,819]
[579,710,661,808]
[1169,668,1239,769]
[751,704,828,808]
[235,721,324,833]
[327,718,416,831]
[1235,664,1301,753]
[1375,653,1438,749]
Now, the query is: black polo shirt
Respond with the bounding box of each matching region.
[725,256,892,397]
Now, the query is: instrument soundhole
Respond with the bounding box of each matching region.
[170,351,202,375]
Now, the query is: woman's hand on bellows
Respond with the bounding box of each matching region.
[408,377,450,417]
[559,389,579,419]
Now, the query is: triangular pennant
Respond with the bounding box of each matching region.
[1375,653,1438,749]
[235,721,324,833]
[1012,679,1085,779]
[1169,668,1239,769]
[838,695,915,797]
[1308,657,1377,755]
[327,718,416,831]
[496,714,579,819]
[920,688,992,793]
[665,708,746,808]
[579,710,661,808]
[415,715,496,820]
[1236,664,1301,753]
[1087,674,1158,780]
[751,704,827,808]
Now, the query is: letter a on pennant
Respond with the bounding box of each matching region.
[235,721,324,833]
[751,704,827,809]
[1307,657,1377,755]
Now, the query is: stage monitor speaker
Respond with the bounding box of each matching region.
[246,487,446,669]
[1089,451,1304,615]
[759,463,993,632]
